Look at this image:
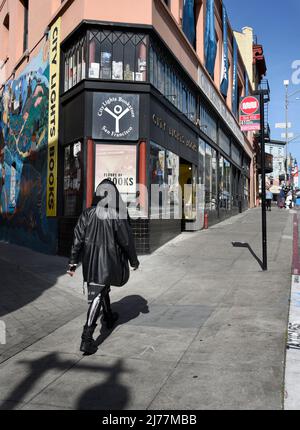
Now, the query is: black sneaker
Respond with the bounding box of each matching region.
[80,338,98,355]
[80,325,98,355]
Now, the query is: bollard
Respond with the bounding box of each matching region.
[204,212,209,230]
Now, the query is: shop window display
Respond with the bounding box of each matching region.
[150,141,179,219]
[95,143,137,198]
[219,156,232,211]
[205,144,217,211]
[63,142,83,217]
[64,35,87,91]
[64,30,147,91]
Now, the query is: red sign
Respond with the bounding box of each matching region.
[239,96,261,132]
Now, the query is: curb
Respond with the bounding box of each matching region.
[292,214,300,275]
[285,212,300,410]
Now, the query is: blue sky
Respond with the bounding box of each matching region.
[226,0,300,161]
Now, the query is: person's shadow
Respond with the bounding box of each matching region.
[95,295,149,348]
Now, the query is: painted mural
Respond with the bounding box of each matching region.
[0,41,57,253]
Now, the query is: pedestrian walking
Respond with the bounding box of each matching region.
[286,190,293,210]
[278,188,285,209]
[266,189,273,212]
[67,179,140,355]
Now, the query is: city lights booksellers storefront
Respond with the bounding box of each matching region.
[57,24,250,256]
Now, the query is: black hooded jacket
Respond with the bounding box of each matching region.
[69,180,139,286]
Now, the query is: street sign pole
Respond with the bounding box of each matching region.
[260,91,268,271]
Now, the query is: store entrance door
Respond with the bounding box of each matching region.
[179,158,198,232]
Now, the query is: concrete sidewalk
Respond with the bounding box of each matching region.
[0,207,293,410]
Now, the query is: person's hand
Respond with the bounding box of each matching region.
[67,264,77,277]
[132,261,140,271]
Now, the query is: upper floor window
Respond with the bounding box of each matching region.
[20,0,29,52]
[64,34,87,91]
[88,30,147,82]
[3,13,9,31]
[150,39,197,123]
[63,29,148,92]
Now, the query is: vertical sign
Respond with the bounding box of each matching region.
[204,0,217,78]
[220,5,228,97]
[232,37,238,115]
[47,17,61,217]
[182,0,196,47]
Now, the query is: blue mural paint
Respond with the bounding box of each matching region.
[0,42,57,254]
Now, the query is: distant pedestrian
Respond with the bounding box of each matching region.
[286,190,293,210]
[67,179,140,355]
[278,188,285,209]
[266,190,273,212]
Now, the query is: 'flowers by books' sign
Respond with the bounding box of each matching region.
[239,96,261,132]
[92,93,139,141]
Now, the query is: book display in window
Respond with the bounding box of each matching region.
[73,53,77,86]
[124,64,134,81]
[112,61,123,80]
[68,56,73,89]
[82,46,86,79]
[89,62,100,78]
[100,52,112,79]
[64,59,69,91]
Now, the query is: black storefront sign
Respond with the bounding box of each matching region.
[92,93,140,141]
[150,98,198,164]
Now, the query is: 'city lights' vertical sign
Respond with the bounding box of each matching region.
[47,17,61,217]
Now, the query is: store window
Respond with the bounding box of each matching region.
[88,31,147,83]
[231,142,242,166]
[63,142,84,217]
[219,128,230,156]
[199,104,217,143]
[150,141,179,219]
[95,144,137,203]
[199,138,206,187]
[219,156,232,211]
[205,144,217,211]
[149,40,197,123]
[64,30,147,91]
[243,176,249,209]
[232,166,240,210]
[64,35,87,91]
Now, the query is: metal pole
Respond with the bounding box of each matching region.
[285,84,289,183]
[260,91,267,271]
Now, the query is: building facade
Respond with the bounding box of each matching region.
[0,0,267,255]
[265,140,286,194]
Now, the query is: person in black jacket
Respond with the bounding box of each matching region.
[67,179,140,355]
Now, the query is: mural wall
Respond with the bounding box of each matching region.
[0,41,57,254]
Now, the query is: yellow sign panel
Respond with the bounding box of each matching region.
[47,17,61,217]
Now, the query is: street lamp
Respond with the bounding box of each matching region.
[283,80,300,183]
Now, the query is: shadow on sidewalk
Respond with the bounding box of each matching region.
[95,295,149,347]
[0,353,131,410]
[232,242,264,270]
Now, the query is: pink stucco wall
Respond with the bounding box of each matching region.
[0,0,257,207]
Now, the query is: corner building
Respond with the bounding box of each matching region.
[0,0,264,256]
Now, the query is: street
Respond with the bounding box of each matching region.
[0,207,293,410]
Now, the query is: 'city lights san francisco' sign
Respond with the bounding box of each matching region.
[239,96,261,132]
[47,17,61,217]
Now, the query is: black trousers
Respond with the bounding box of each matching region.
[266,199,272,210]
[86,285,111,327]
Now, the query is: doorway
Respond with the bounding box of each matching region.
[179,158,197,231]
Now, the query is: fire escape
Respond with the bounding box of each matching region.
[253,44,272,174]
